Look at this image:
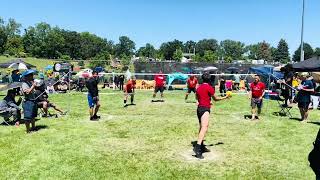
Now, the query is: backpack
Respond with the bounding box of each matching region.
[309,129,320,176]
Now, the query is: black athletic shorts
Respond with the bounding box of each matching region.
[298,101,310,109]
[197,106,211,123]
[154,86,164,93]
[187,87,196,94]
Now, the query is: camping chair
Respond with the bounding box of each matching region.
[270,93,293,118]
[0,109,14,125]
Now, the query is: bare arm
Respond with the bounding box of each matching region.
[212,95,229,101]
[23,83,36,94]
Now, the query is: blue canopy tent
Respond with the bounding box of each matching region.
[249,65,284,89]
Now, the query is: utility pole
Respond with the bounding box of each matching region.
[300,0,305,62]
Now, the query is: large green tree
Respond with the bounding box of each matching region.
[274,39,290,63]
[314,47,320,57]
[115,36,135,57]
[292,43,314,62]
[159,39,183,60]
[203,50,217,62]
[184,40,196,53]
[245,44,259,60]
[195,39,218,57]
[220,40,245,60]
[0,17,7,54]
[137,43,156,58]
[173,48,183,61]
[257,41,272,62]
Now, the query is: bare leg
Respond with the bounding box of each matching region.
[89,108,94,118]
[251,107,256,120]
[299,108,305,121]
[258,108,262,115]
[185,93,189,101]
[197,112,210,145]
[130,94,134,104]
[94,101,100,116]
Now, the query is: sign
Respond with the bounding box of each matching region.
[53,63,73,72]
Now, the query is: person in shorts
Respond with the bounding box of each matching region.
[297,72,314,122]
[185,75,198,101]
[153,71,165,100]
[21,70,38,133]
[85,71,100,121]
[193,72,230,159]
[249,75,266,120]
[124,78,136,107]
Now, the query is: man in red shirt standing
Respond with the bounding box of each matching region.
[185,75,198,101]
[194,72,230,159]
[249,75,266,120]
[124,78,136,107]
[153,71,166,101]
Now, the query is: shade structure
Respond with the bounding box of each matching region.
[290,56,320,72]
[0,59,35,69]
[8,62,28,70]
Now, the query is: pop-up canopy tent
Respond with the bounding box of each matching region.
[289,56,320,72]
[0,59,36,69]
[249,65,284,80]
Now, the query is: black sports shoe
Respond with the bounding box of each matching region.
[193,144,204,159]
[93,115,101,119]
[90,116,99,121]
[201,144,211,153]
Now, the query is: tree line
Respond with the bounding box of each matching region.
[1,17,320,64]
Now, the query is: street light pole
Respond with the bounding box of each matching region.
[300,0,305,62]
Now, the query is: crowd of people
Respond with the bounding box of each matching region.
[0,68,319,178]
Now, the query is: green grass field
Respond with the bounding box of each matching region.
[0,90,319,179]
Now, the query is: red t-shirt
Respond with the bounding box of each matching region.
[155,74,165,87]
[187,77,198,88]
[250,82,266,98]
[125,80,135,92]
[196,83,215,108]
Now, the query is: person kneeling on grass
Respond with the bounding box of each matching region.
[194,72,230,159]
[124,78,136,107]
[249,75,266,121]
[86,71,100,121]
[21,70,38,133]
[35,81,65,117]
[185,75,198,101]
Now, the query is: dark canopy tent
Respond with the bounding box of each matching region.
[0,59,36,69]
[290,56,320,72]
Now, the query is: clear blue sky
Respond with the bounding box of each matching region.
[1,0,319,55]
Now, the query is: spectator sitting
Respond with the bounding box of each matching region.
[34,81,65,117]
[0,89,22,126]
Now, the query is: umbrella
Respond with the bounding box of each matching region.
[0,82,22,91]
[226,67,239,72]
[8,62,28,70]
[75,69,93,78]
[203,66,218,71]
[45,65,53,71]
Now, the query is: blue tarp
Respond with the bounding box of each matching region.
[249,66,284,80]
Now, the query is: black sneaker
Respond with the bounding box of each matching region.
[193,144,204,159]
[93,115,101,119]
[201,144,211,153]
[90,116,99,121]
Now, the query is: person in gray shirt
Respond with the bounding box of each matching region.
[21,70,37,133]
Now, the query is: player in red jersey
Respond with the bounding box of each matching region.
[153,71,166,100]
[249,75,266,120]
[185,75,198,101]
[193,72,230,159]
[124,78,136,107]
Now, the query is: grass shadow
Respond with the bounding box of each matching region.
[272,112,288,117]
[124,104,136,108]
[32,125,49,132]
[191,141,224,147]
[289,117,302,121]
[308,122,320,126]
[151,100,165,103]
[185,101,197,104]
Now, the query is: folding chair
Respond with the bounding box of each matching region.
[272,95,293,118]
[0,110,14,125]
